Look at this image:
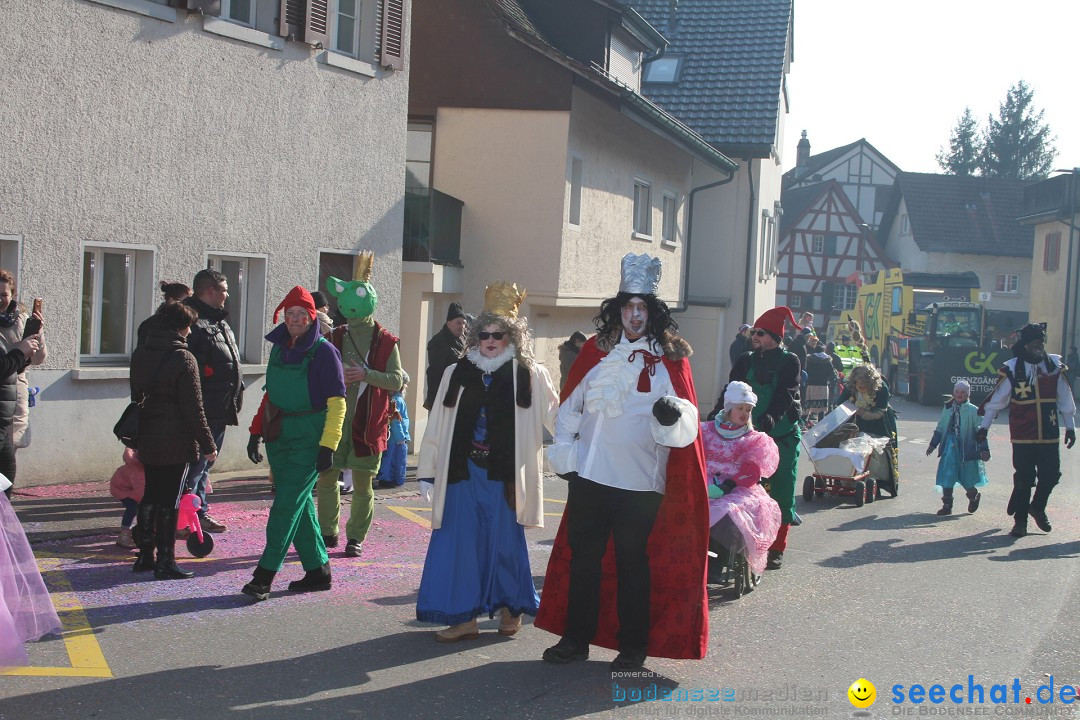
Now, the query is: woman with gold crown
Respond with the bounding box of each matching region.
[415,281,559,642]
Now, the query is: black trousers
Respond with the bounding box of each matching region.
[564,475,663,653]
[1010,444,1060,518]
[0,424,14,498]
[142,463,189,507]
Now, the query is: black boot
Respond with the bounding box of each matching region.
[288,563,332,592]
[966,488,981,513]
[1009,519,1027,537]
[936,489,954,516]
[242,566,277,601]
[132,503,157,573]
[153,507,194,580]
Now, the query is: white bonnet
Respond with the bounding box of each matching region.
[724,381,758,409]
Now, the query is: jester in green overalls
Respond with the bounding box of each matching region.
[242,286,347,601]
[315,251,404,558]
[715,306,803,570]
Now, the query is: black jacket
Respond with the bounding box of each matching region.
[183,297,243,426]
[130,326,216,465]
[558,341,580,387]
[424,325,465,410]
[0,347,27,431]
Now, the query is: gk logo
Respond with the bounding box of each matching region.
[964,351,999,375]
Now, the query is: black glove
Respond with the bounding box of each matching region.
[316,446,334,473]
[975,428,988,446]
[757,413,776,433]
[652,396,681,426]
[719,478,737,495]
[247,434,263,464]
[1066,429,1076,450]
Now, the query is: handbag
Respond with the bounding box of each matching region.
[114,352,173,448]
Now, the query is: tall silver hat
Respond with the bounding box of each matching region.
[618,253,662,295]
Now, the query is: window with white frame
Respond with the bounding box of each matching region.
[661,193,677,244]
[207,254,268,363]
[222,0,255,27]
[790,294,802,308]
[80,246,154,362]
[633,180,652,236]
[568,157,583,226]
[995,273,1020,294]
[811,235,824,254]
[834,283,858,310]
[330,0,377,60]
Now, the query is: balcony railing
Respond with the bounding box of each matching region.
[403,187,463,265]
[1021,173,1080,219]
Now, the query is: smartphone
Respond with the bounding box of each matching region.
[22,298,42,338]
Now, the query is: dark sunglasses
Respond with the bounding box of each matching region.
[750,329,769,337]
[478,331,506,341]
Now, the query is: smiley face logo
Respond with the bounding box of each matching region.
[848,678,876,708]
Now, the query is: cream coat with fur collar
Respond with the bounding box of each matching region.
[418,358,559,529]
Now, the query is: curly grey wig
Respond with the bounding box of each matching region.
[466,311,535,371]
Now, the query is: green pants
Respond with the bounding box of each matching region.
[762,431,799,525]
[261,445,328,572]
[317,454,381,542]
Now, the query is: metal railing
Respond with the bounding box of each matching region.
[403,187,463,265]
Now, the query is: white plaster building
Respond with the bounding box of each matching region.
[0,0,410,484]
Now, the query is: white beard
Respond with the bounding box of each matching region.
[466,344,517,373]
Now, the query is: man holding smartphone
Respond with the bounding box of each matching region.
[183,269,244,532]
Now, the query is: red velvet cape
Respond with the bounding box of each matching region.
[534,336,710,659]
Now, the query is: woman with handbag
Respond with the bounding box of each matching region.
[129,302,217,579]
[242,286,346,601]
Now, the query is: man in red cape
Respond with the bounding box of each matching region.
[536,253,709,668]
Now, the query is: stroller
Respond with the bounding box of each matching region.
[708,516,760,598]
[800,402,897,508]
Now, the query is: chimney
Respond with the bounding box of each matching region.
[796,130,810,169]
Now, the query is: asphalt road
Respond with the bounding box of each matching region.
[1,396,1077,720]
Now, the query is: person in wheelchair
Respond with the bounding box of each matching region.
[701,382,782,582]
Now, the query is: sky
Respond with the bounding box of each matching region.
[783,0,1080,175]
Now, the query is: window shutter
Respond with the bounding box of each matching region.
[379,0,405,69]
[824,235,837,256]
[304,0,329,48]
[279,0,305,39]
[821,281,834,311]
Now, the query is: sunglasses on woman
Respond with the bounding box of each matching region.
[478,331,506,341]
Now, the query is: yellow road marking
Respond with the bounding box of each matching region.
[386,505,431,529]
[2,557,112,678]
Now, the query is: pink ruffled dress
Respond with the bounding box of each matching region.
[0,491,61,667]
[701,420,782,575]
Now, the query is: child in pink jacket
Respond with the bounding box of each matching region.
[109,448,145,548]
[700,381,782,575]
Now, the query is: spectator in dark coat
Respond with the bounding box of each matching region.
[0,319,39,498]
[558,331,587,389]
[182,269,243,533]
[136,281,192,348]
[728,324,751,367]
[129,303,216,580]
[423,303,467,410]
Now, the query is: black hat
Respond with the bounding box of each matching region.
[446,302,465,322]
[311,291,329,309]
[1012,322,1047,356]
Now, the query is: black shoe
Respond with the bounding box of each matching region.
[1009,521,1028,538]
[323,535,339,549]
[766,550,783,570]
[936,503,953,516]
[242,566,276,602]
[542,637,589,664]
[288,564,332,592]
[967,492,981,513]
[1029,510,1052,533]
[610,650,648,671]
[345,539,363,558]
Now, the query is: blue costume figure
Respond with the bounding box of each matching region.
[376,371,411,488]
[927,380,989,515]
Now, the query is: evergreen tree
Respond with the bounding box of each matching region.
[936,107,982,176]
[980,80,1057,181]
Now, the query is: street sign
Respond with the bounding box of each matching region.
[978,292,991,302]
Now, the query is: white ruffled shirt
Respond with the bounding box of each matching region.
[547,333,698,493]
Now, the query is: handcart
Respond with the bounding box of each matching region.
[799,402,890,508]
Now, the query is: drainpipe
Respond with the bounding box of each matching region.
[670,165,736,313]
[1065,172,1079,356]
[741,158,757,324]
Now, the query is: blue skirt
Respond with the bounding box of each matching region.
[416,461,539,625]
[935,434,989,492]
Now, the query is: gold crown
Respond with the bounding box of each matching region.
[483,281,527,319]
[353,251,374,282]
